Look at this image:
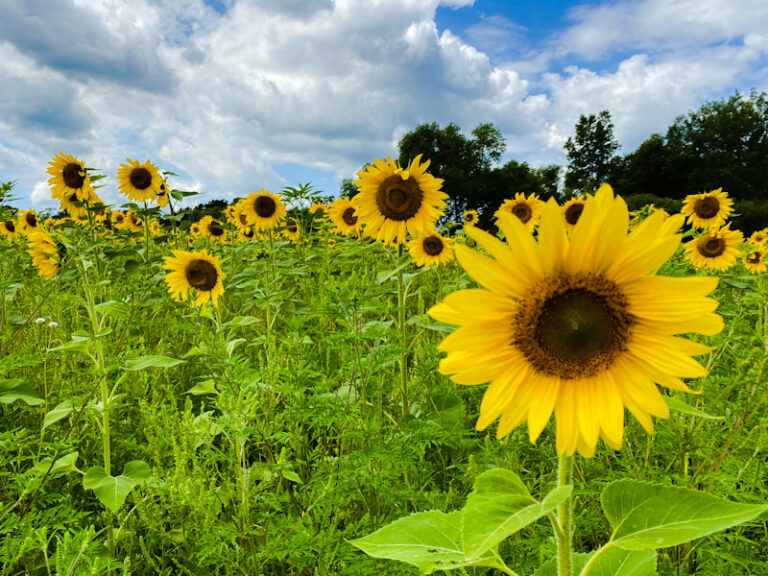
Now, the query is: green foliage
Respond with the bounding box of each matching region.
[564,110,620,194]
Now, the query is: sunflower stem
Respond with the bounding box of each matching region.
[556,453,574,576]
[397,244,408,417]
[143,202,152,263]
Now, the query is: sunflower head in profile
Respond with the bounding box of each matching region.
[27,230,64,279]
[47,152,93,203]
[111,210,126,230]
[163,249,225,308]
[124,210,145,233]
[494,193,542,233]
[351,155,447,245]
[429,184,723,457]
[743,248,767,274]
[309,203,327,217]
[154,178,170,208]
[327,197,360,236]
[243,188,287,231]
[117,159,164,204]
[561,196,588,231]
[17,209,40,235]
[463,210,479,227]
[282,221,301,243]
[684,224,743,272]
[681,188,733,230]
[237,226,256,243]
[0,219,19,241]
[408,233,454,268]
[199,215,228,243]
[149,220,162,235]
[225,204,239,227]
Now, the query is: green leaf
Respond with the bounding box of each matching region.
[602,480,768,550]
[222,315,261,330]
[31,452,80,476]
[535,548,656,576]
[48,337,92,354]
[123,355,185,371]
[0,379,43,406]
[42,400,76,429]
[462,469,572,559]
[349,510,511,575]
[94,300,131,318]
[186,380,218,395]
[664,396,723,420]
[83,460,151,513]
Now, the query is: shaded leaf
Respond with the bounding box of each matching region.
[664,396,723,420]
[123,355,185,371]
[535,548,656,576]
[0,379,43,406]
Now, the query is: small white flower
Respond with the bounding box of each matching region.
[47,321,58,329]
[35,317,46,325]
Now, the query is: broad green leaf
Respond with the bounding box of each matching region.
[31,452,79,476]
[186,380,218,395]
[664,396,723,420]
[42,400,76,428]
[48,337,92,354]
[83,460,151,513]
[349,510,511,575]
[463,469,571,559]
[123,355,185,371]
[226,338,247,357]
[222,316,261,330]
[94,300,130,318]
[535,548,656,576]
[602,480,768,550]
[0,379,44,405]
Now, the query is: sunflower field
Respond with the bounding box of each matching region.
[0,154,767,576]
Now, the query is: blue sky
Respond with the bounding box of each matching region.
[1,0,767,211]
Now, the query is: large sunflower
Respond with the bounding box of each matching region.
[117,159,164,204]
[408,233,454,267]
[328,197,360,236]
[351,155,447,245]
[242,188,287,231]
[681,188,733,230]
[494,193,542,233]
[47,152,93,203]
[684,224,743,272]
[27,230,63,278]
[163,250,225,308]
[429,184,723,457]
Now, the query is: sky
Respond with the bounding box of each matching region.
[1,0,767,211]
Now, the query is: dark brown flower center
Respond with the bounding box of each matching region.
[186,259,218,291]
[697,235,726,258]
[130,167,152,190]
[4,221,15,233]
[25,213,37,227]
[62,163,85,189]
[115,214,124,223]
[464,212,475,223]
[422,235,444,255]
[243,228,254,238]
[693,197,720,220]
[376,174,423,221]
[514,273,633,379]
[208,222,224,236]
[342,207,358,226]
[746,251,762,264]
[565,202,584,226]
[156,181,168,196]
[511,202,533,224]
[255,196,277,218]
[239,213,248,226]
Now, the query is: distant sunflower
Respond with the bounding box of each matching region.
[149,220,162,235]
[242,188,286,231]
[282,222,301,243]
[17,209,40,235]
[681,188,733,230]
[189,223,202,238]
[408,233,454,267]
[237,226,256,243]
[351,155,447,245]
[199,215,228,243]
[328,197,360,236]
[0,219,18,241]
[225,204,239,226]
[27,230,63,278]
[429,185,722,457]
[154,178,170,208]
[684,224,743,272]
[163,249,225,308]
[747,230,767,248]
[117,159,164,204]
[561,197,587,231]
[111,211,127,230]
[463,210,479,227]
[743,248,766,274]
[47,152,93,203]
[495,193,542,232]
[309,203,327,217]
[124,210,144,233]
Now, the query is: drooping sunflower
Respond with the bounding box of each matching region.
[27,230,63,278]
[743,248,767,274]
[351,155,447,245]
[154,178,170,208]
[17,209,40,235]
[47,152,93,203]
[163,250,225,308]
[199,215,228,243]
[408,233,454,267]
[681,188,733,230]
[242,188,287,231]
[684,224,743,272]
[328,197,360,236]
[429,184,723,457]
[0,219,19,241]
[117,159,164,204]
[561,197,588,231]
[494,193,542,233]
[463,210,479,227]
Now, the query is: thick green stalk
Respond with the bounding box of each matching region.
[557,454,574,576]
[397,244,408,416]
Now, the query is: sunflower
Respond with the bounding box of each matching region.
[428,184,722,457]
[111,210,127,230]
[351,155,447,245]
[189,223,202,238]
[309,202,327,216]
[117,159,164,204]
[149,220,162,235]
[154,178,170,208]
[747,230,767,248]
[408,233,454,267]
[237,226,256,243]
[27,230,63,278]
[0,219,19,241]
[494,193,542,233]
[163,250,225,308]
[17,209,40,235]
[199,215,228,243]
[225,204,239,226]
[463,210,479,227]
[684,224,743,272]
[328,197,360,236]
[681,188,733,230]
[124,210,145,234]
[242,188,286,231]
[561,197,587,231]
[47,152,93,203]
[743,248,767,274]
[282,221,301,243]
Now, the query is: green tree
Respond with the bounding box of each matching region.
[564,110,620,194]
